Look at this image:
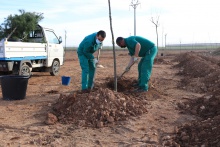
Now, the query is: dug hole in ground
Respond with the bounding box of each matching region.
[0,50,219,146]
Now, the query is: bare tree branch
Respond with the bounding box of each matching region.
[150,16,160,57]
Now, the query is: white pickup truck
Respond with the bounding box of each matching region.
[0,25,64,76]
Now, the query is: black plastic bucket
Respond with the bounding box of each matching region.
[0,75,29,100]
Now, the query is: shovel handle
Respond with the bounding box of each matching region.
[90,49,101,90]
[97,49,101,61]
[118,60,136,79]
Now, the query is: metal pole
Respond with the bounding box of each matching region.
[65,30,67,51]
[63,30,67,62]
[134,7,136,36]
[130,0,140,36]
[165,34,167,49]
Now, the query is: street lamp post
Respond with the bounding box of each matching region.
[165,34,167,49]
[130,0,140,36]
[65,30,67,50]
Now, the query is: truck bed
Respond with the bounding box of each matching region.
[0,41,47,60]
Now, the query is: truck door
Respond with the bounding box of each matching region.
[44,30,64,67]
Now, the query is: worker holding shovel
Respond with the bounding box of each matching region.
[116,36,157,92]
[77,30,106,93]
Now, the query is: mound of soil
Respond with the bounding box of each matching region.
[154,57,171,65]
[51,78,149,128]
[178,92,220,119]
[174,53,220,93]
[174,53,217,78]
[171,53,220,146]
[118,53,128,56]
[174,91,220,146]
[174,115,220,146]
[212,48,220,55]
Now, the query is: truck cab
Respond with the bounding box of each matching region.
[0,25,64,76]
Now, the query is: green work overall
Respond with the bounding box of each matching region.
[124,36,158,91]
[77,33,101,90]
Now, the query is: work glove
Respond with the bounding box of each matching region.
[94,58,99,64]
[125,66,130,72]
[127,56,139,68]
[133,56,139,63]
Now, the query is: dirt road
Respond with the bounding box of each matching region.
[0,50,219,146]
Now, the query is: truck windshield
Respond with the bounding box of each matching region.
[45,30,59,44]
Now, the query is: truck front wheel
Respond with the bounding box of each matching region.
[50,60,60,76]
[20,64,31,77]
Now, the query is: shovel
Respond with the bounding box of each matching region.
[118,61,136,80]
[90,49,101,90]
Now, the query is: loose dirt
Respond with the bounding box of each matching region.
[0,50,219,146]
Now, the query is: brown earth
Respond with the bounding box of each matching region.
[0,50,219,146]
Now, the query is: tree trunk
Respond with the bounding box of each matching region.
[156,26,159,57]
[108,0,117,91]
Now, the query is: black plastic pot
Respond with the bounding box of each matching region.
[1,75,29,100]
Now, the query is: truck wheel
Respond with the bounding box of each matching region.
[20,65,31,76]
[50,60,60,76]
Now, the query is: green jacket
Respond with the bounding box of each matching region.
[124,36,155,57]
[77,32,102,59]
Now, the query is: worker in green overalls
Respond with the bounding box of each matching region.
[77,31,106,92]
[116,36,157,92]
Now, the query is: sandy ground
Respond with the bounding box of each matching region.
[0,50,219,147]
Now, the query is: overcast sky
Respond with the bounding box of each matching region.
[0,0,220,47]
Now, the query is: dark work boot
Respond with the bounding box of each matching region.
[132,83,139,88]
[132,87,148,93]
[81,89,91,93]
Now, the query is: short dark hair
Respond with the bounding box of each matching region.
[116,37,124,44]
[97,30,106,38]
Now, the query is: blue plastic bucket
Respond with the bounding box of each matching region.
[62,76,71,86]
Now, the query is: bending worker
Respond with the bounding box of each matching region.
[116,36,157,92]
[77,30,106,92]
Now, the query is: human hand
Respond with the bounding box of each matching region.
[125,66,130,72]
[94,58,99,64]
[133,56,139,63]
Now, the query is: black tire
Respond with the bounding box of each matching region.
[20,65,31,77]
[50,60,60,76]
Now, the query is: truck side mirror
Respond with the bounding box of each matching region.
[59,36,62,44]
